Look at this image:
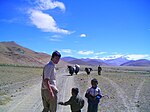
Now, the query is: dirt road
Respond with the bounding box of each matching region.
[1,68,149,112]
[0,68,75,112]
[100,76,147,112]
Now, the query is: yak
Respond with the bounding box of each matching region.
[67,65,74,75]
[85,67,93,75]
[74,64,80,75]
[67,64,80,75]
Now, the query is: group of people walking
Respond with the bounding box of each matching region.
[41,51,103,112]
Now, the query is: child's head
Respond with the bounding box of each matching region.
[91,78,98,88]
[71,88,79,96]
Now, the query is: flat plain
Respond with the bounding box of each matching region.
[0,65,150,112]
[75,66,150,112]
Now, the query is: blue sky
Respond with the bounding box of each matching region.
[0,0,150,60]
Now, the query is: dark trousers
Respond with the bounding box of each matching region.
[72,110,81,112]
[87,99,99,112]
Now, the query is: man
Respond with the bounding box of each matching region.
[41,51,61,112]
[98,65,102,75]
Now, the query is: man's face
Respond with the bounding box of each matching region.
[52,56,60,64]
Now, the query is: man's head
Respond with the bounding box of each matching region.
[71,88,79,96]
[91,78,98,88]
[51,51,61,64]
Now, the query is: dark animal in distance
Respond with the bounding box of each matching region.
[67,64,80,75]
[67,65,74,75]
[74,64,80,75]
[85,67,93,75]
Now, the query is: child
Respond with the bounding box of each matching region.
[58,88,84,112]
[85,78,102,112]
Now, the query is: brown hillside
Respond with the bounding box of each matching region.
[0,41,68,67]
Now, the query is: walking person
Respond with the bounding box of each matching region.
[98,65,102,75]
[41,51,61,112]
[58,88,84,112]
[85,78,103,112]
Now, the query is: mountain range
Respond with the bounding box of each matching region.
[0,41,150,67]
[62,56,150,67]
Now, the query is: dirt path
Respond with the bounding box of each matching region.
[0,68,75,112]
[1,69,147,112]
[57,71,75,112]
[101,76,146,112]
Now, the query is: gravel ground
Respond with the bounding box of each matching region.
[74,67,150,112]
[0,66,150,112]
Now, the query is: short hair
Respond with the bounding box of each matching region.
[72,88,79,95]
[91,78,98,84]
[51,51,61,59]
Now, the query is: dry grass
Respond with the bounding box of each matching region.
[0,65,43,105]
[0,66,42,86]
[0,65,150,111]
[74,66,150,112]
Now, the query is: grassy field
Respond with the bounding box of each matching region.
[0,66,43,105]
[74,66,150,112]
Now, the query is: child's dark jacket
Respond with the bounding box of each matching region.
[63,95,84,112]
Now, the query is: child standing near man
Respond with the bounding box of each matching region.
[85,78,103,112]
[58,88,84,112]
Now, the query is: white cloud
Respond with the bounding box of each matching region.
[61,49,72,53]
[26,0,72,34]
[28,9,71,34]
[99,54,150,60]
[45,35,63,41]
[125,54,150,60]
[35,0,65,11]
[99,54,124,60]
[49,38,61,41]
[78,50,94,55]
[95,52,107,55]
[80,34,86,37]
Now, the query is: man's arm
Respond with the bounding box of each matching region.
[44,79,55,98]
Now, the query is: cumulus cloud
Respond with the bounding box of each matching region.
[78,50,94,55]
[35,0,65,11]
[80,34,86,37]
[28,9,71,34]
[61,49,72,53]
[27,0,71,34]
